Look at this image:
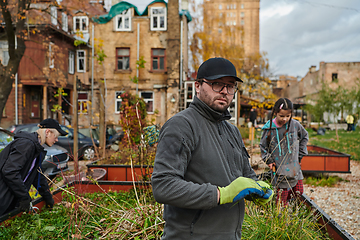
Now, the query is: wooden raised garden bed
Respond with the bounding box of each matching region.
[301,145,351,173]
[86,160,153,182]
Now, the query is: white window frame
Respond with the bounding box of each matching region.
[73,16,89,32]
[0,41,9,66]
[50,6,57,25]
[228,95,237,124]
[116,48,130,70]
[140,91,154,114]
[114,8,132,31]
[62,12,68,32]
[76,50,86,72]
[184,81,195,109]
[68,51,74,74]
[115,91,124,113]
[49,42,54,68]
[78,92,88,114]
[150,7,167,31]
[2,50,9,66]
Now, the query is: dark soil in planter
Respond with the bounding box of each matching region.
[96,145,157,166]
[308,150,329,155]
[64,168,107,184]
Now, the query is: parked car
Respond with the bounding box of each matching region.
[0,128,69,178]
[78,124,124,148]
[7,124,99,160]
[0,128,13,150]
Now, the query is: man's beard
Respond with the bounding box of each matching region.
[209,95,231,112]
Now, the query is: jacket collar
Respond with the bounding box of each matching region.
[190,95,232,122]
[14,131,45,153]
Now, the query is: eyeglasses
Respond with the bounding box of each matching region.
[202,80,238,95]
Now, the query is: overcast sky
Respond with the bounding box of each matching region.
[260,0,360,77]
[117,0,360,77]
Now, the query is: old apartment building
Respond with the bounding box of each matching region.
[283,61,360,105]
[90,0,190,126]
[302,62,360,98]
[202,0,259,56]
[0,0,104,128]
[1,0,191,128]
[273,61,360,124]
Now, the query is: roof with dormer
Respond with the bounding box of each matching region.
[92,0,191,24]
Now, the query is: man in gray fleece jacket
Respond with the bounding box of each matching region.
[152,58,273,239]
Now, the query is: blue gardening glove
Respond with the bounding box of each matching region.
[218,177,265,205]
[246,180,274,206]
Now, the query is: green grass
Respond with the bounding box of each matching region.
[307,128,360,161]
[304,175,347,187]
[1,189,332,240]
[0,189,163,239]
[242,200,331,240]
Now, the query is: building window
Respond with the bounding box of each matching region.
[184,82,195,109]
[73,16,88,32]
[116,48,130,70]
[69,51,74,74]
[49,42,54,68]
[332,73,338,82]
[240,20,244,25]
[50,6,57,25]
[115,91,124,113]
[140,91,154,113]
[150,7,166,31]
[77,50,86,72]
[219,4,222,10]
[0,41,9,66]
[151,49,165,71]
[78,92,88,113]
[241,4,244,9]
[62,12,68,32]
[241,12,245,17]
[2,50,9,66]
[114,8,131,31]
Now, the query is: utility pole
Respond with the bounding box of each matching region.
[73,76,79,174]
[58,88,62,124]
[99,80,106,159]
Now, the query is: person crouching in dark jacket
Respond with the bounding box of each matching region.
[0,118,67,216]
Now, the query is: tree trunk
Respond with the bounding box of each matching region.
[0,0,28,123]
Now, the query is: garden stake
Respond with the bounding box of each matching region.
[271,165,277,192]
